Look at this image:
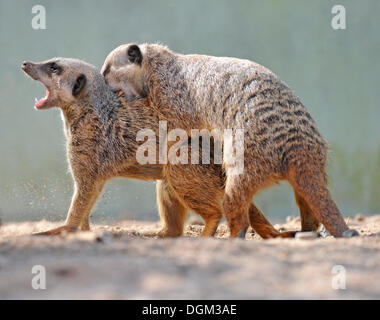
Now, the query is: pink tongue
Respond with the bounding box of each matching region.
[35,89,49,108]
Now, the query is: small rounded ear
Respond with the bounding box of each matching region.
[72,74,87,96]
[127,44,142,65]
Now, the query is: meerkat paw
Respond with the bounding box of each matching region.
[156,229,182,238]
[137,229,162,237]
[294,231,319,240]
[141,228,182,238]
[277,231,298,238]
[34,225,78,236]
[80,224,91,231]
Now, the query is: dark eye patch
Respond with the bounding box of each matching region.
[42,62,62,75]
[49,62,62,75]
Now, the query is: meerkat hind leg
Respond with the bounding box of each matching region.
[200,215,222,237]
[144,180,187,238]
[247,203,297,239]
[222,173,256,238]
[166,184,223,237]
[294,190,320,232]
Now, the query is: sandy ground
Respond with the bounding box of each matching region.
[0,215,380,299]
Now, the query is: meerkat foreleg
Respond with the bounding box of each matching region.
[64,181,104,228]
[35,180,103,235]
[79,181,106,231]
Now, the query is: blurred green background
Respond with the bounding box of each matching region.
[0,0,379,224]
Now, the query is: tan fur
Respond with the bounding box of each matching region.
[22,58,289,239]
[102,43,358,238]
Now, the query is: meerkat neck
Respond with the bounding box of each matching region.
[59,102,93,138]
[143,44,174,71]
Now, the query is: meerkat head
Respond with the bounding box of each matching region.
[101,43,147,98]
[21,58,102,110]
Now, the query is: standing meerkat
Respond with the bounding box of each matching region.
[101,43,359,238]
[21,57,293,239]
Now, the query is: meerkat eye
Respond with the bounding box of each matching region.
[49,62,61,74]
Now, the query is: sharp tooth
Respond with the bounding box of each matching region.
[35,97,38,103]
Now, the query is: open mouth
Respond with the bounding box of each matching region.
[34,85,50,110]
[21,62,51,110]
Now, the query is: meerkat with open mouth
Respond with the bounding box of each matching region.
[21,57,294,238]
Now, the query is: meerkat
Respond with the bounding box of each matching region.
[21,57,294,239]
[101,43,359,238]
